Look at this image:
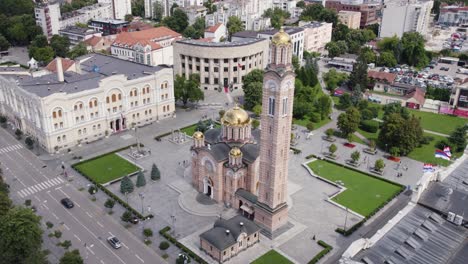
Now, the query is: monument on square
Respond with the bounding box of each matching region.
[191,28,296,262]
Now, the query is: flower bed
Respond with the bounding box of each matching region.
[344,143,356,148]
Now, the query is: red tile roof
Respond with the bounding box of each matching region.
[46,58,75,73]
[113,27,181,50]
[405,87,425,105]
[368,71,397,84]
[205,23,223,33]
[84,36,102,47]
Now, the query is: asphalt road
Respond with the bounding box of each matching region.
[0,128,166,264]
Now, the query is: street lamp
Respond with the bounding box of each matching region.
[138,193,145,215]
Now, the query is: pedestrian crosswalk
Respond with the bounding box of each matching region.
[17,177,65,198]
[0,144,23,154]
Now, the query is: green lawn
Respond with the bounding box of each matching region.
[180,123,221,136]
[356,128,379,143]
[407,133,461,167]
[293,116,332,130]
[408,110,466,135]
[308,160,402,217]
[251,250,293,264]
[74,153,140,184]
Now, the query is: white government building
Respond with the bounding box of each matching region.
[0,54,175,153]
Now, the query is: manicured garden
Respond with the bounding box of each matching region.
[180,122,221,136]
[74,153,140,184]
[251,250,293,264]
[407,109,466,135]
[308,160,402,217]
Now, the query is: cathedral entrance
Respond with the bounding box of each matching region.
[203,177,213,199]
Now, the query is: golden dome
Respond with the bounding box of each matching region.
[230,147,242,157]
[222,105,250,126]
[193,131,204,139]
[272,28,291,45]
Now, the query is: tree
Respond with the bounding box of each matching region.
[174,74,204,106]
[348,58,368,90]
[227,16,244,39]
[374,159,385,172]
[162,9,188,33]
[60,249,83,264]
[183,26,198,39]
[29,35,48,51]
[351,84,362,106]
[152,1,164,21]
[306,122,314,131]
[0,192,12,218]
[159,241,170,250]
[325,41,346,58]
[351,151,360,164]
[120,176,134,194]
[252,119,260,129]
[132,0,145,16]
[377,113,423,155]
[337,107,361,137]
[323,69,348,91]
[150,164,160,181]
[338,93,352,110]
[31,47,55,64]
[329,144,337,156]
[60,240,72,250]
[253,105,262,116]
[296,1,306,8]
[448,125,467,152]
[263,7,290,29]
[292,55,300,71]
[359,47,376,64]
[316,95,332,120]
[143,228,153,238]
[0,207,44,264]
[242,69,264,110]
[377,51,397,67]
[192,17,206,39]
[383,102,409,120]
[136,171,146,187]
[325,128,334,139]
[390,147,400,157]
[104,199,115,213]
[300,4,338,24]
[68,42,87,59]
[203,0,217,14]
[15,129,23,139]
[124,14,134,22]
[400,32,429,68]
[50,35,71,58]
[0,115,6,128]
[0,34,10,51]
[25,136,34,149]
[121,211,132,222]
[0,0,35,16]
[369,139,376,151]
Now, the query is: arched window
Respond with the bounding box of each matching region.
[111,94,116,102]
[142,88,146,95]
[106,97,110,103]
[146,87,150,93]
[53,112,57,118]
[57,136,61,142]
[89,101,93,108]
[58,110,62,117]
[94,100,97,107]
[74,105,78,111]
[118,94,122,100]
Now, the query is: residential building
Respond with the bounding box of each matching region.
[34,1,61,39]
[83,35,116,52]
[181,5,208,25]
[300,21,332,53]
[0,54,175,153]
[438,6,468,26]
[204,3,272,31]
[273,0,297,14]
[233,27,304,61]
[98,0,132,20]
[173,38,269,90]
[59,3,113,29]
[111,27,182,66]
[144,0,204,19]
[89,19,130,36]
[200,216,261,263]
[325,0,382,28]
[338,10,361,29]
[204,24,227,42]
[58,26,102,46]
[380,0,433,38]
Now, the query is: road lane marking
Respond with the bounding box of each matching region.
[87,247,95,255]
[100,260,105,264]
[135,254,144,263]
[42,204,49,210]
[63,224,70,231]
[51,213,59,220]
[74,234,82,242]
[86,212,93,218]
[97,222,104,228]
[122,243,129,249]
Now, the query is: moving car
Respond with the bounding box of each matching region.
[107,236,122,249]
[60,198,74,209]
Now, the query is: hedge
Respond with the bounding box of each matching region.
[159,226,208,264]
[290,147,302,154]
[308,240,333,264]
[335,219,365,236]
[359,120,379,133]
[71,143,153,220]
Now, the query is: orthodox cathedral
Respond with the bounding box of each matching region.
[191,28,296,262]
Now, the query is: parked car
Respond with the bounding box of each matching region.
[130,216,139,224]
[60,198,74,209]
[107,236,122,249]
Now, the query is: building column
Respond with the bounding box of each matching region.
[200,59,205,85]
[191,57,196,76]
[184,56,189,79]
[228,58,233,85]
[209,59,214,85]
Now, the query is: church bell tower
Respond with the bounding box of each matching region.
[254,28,295,237]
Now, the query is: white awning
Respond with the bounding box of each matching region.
[240,205,253,214]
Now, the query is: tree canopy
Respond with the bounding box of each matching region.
[227,16,244,39]
[60,250,83,264]
[174,74,204,106]
[300,4,338,24]
[162,9,189,33]
[50,35,71,58]
[337,107,361,137]
[348,57,368,90]
[242,69,264,110]
[263,8,291,29]
[377,112,423,155]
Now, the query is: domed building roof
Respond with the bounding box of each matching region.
[222,105,250,126]
[272,28,291,45]
[229,147,242,157]
[193,131,204,139]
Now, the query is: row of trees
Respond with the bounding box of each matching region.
[120,164,161,194]
[29,35,88,64]
[326,24,376,57]
[60,0,97,14]
[263,7,291,29]
[377,32,430,68]
[300,4,338,25]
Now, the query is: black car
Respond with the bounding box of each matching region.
[107,236,122,249]
[60,198,74,209]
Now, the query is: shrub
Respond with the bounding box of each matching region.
[389,147,400,157]
[420,135,434,145]
[46,221,54,229]
[360,120,379,133]
[253,104,262,116]
[143,228,153,238]
[121,211,132,222]
[25,136,35,149]
[309,240,333,264]
[104,198,115,210]
[218,110,225,119]
[310,113,320,123]
[329,144,337,155]
[54,230,62,238]
[135,171,146,187]
[252,119,260,129]
[150,164,160,181]
[306,122,315,131]
[14,129,23,139]
[24,199,31,206]
[368,107,379,118]
[60,240,72,249]
[159,241,170,250]
[120,176,134,194]
[360,109,374,120]
[374,159,385,172]
[325,128,334,138]
[351,151,360,163]
[435,139,452,150]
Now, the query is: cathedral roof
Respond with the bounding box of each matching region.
[221,105,251,126]
[200,215,260,250]
[271,27,291,46]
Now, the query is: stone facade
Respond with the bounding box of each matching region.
[173,38,269,91]
[338,11,361,29]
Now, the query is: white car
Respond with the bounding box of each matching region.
[107,236,122,249]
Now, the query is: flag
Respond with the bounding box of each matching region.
[423,163,435,173]
[443,146,452,157]
[435,149,450,160]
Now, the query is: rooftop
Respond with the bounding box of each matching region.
[205,23,223,33]
[58,26,98,35]
[113,27,181,50]
[45,58,76,73]
[3,53,166,98]
[176,37,265,47]
[368,70,397,83]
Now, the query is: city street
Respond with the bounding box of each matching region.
[0,128,166,264]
